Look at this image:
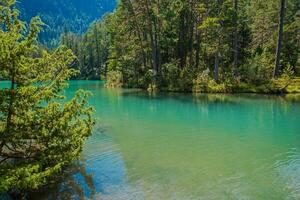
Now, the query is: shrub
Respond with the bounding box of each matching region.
[105,71,123,88]
[162,60,180,90]
[147,83,158,93]
[268,66,294,93]
[193,73,227,93]
[240,53,273,85]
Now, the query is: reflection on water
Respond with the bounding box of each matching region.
[28,163,96,200]
[2,81,300,200]
[28,126,131,200]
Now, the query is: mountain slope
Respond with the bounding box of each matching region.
[17,0,116,47]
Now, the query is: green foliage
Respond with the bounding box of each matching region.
[61,19,111,80]
[162,60,180,90]
[59,0,299,94]
[178,67,194,92]
[286,78,300,93]
[193,73,228,93]
[268,66,294,93]
[105,71,123,88]
[241,53,273,85]
[192,65,297,94]
[0,0,94,195]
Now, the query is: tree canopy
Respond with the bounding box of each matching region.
[63,0,300,93]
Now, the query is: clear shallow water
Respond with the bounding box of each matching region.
[7,81,300,199]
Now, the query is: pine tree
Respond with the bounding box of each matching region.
[0,0,94,195]
[273,0,286,78]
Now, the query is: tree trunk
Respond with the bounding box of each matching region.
[145,0,159,86]
[178,8,187,69]
[195,31,201,69]
[188,0,195,68]
[273,0,285,78]
[156,0,162,79]
[94,25,101,79]
[214,50,220,82]
[233,0,239,77]
[6,71,15,134]
[122,0,147,71]
[214,0,223,82]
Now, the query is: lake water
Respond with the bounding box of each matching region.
[22,81,300,199]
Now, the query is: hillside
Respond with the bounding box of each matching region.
[17,0,116,47]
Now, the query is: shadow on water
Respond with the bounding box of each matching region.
[28,163,96,200]
[0,163,97,200]
[28,123,133,200]
[114,89,239,106]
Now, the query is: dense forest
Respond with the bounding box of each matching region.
[63,0,300,93]
[61,21,110,80]
[17,0,116,47]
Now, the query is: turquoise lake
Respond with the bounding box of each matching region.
[25,81,300,199]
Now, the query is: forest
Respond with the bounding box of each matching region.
[18,0,116,47]
[62,0,300,93]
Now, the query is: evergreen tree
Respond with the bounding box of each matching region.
[61,19,110,80]
[0,0,94,196]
